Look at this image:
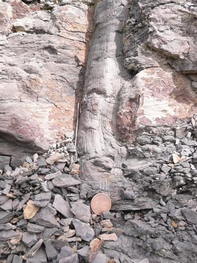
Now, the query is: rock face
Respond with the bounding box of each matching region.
[0,0,92,165]
[123,0,197,130]
[124,0,197,74]
[1,0,197,262]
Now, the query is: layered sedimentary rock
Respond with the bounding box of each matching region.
[0,0,93,166]
[0,0,197,262]
[122,0,197,130]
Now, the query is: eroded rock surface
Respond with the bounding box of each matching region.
[122,0,197,131]
[0,0,93,165]
[1,0,197,262]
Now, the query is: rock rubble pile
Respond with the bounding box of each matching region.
[0,139,118,263]
[1,117,197,262]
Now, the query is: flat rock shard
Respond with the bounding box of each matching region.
[23,201,39,220]
[52,174,81,187]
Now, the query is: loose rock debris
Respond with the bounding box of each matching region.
[0,141,118,263]
[0,118,197,262]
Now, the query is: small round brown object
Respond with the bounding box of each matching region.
[91,193,112,215]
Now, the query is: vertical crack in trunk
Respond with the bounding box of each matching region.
[74,1,95,156]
